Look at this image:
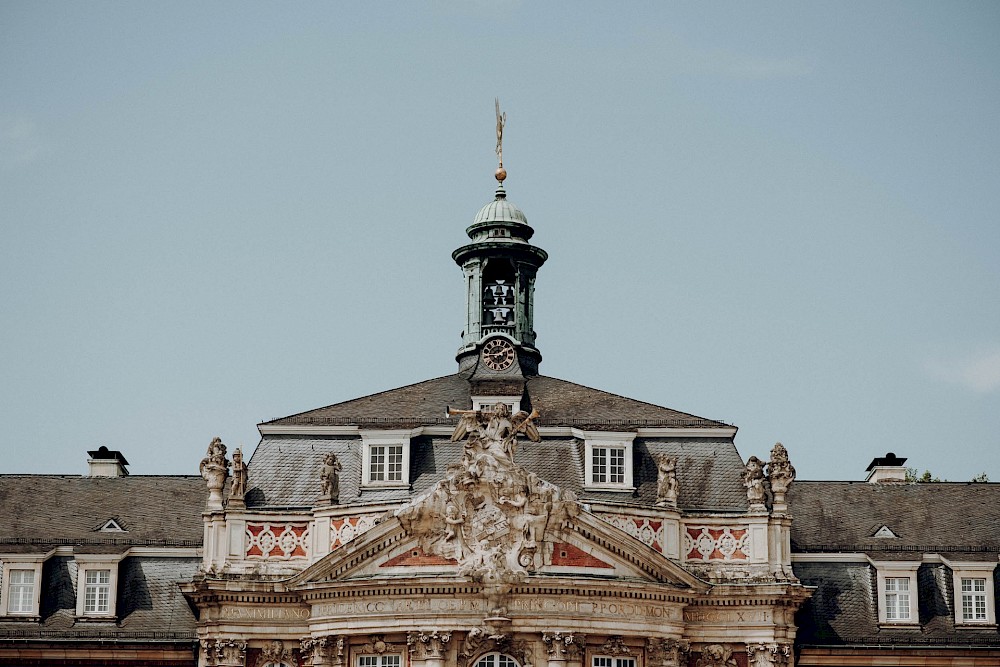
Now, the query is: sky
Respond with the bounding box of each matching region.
[2,2,998,482]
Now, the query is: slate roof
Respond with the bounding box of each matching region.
[263,373,730,430]
[794,562,1000,646]
[0,475,205,549]
[0,556,199,641]
[788,481,1000,556]
[246,435,748,512]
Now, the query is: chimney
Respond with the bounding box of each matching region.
[87,446,130,477]
[865,452,907,484]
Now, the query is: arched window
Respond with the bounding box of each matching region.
[474,653,520,667]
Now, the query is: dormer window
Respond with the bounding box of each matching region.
[873,561,919,626]
[75,557,122,620]
[583,433,635,491]
[361,430,411,489]
[0,558,44,618]
[947,560,997,626]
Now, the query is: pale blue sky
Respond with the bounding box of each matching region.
[2,2,998,481]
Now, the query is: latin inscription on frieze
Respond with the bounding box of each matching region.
[311,597,679,621]
[221,606,311,622]
[683,609,771,624]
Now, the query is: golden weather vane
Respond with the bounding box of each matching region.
[494,98,507,183]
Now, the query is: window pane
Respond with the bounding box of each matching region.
[7,569,35,613]
[593,448,607,483]
[84,569,111,613]
[370,446,385,481]
[885,577,910,620]
[388,445,403,481]
[961,577,989,621]
[609,448,625,483]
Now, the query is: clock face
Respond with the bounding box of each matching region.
[482,338,515,371]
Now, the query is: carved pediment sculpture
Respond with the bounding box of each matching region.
[654,453,679,507]
[397,404,578,589]
[200,437,230,511]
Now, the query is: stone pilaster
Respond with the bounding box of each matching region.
[206,638,246,667]
[564,634,585,667]
[542,631,577,666]
[747,643,792,667]
[407,630,452,667]
[301,635,344,667]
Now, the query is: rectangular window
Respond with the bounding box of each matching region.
[962,577,988,621]
[84,569,111,614]
[885,576,911,621]
[358,656,401,667]
[370,445,403,482]
[592,447,625,484]
[7,569,35,614]
[593,658,636,667]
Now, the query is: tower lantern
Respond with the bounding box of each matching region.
[453,102,547,377]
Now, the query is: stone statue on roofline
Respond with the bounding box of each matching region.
[199,437,230,511]
[765,442,796,510]
[228,447,248,509]
[319,453,341,505]
[743,456,767,512]
[654,453,679,507]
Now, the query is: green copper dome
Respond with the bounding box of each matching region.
[473,185,527,225]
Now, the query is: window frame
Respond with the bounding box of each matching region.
[474,653,521,667]
[75,557,121,620]
[0,558,44,618]
[872,560,920,626]
[356,654,402,667]
[360,430,412,490]
[583,432,635,492]
[948,561,997,627]
[592,657,636,667]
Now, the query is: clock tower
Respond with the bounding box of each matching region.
[453,177,547,378]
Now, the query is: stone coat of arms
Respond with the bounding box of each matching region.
[397,403,579,587]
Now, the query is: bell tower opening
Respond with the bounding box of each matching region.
[482,258,516,335]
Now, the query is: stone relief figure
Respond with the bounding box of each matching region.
[765,442,796,506]
[646,638,689,667]
[743,456,767,511]
[257,639,293,667]
[199,437,230,511]
[319,453,342,505]
[695,644,738,667]
[229,447,248,506]
[399,403,577,591]
[654,453,679,507]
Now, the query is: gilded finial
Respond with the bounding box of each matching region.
[494,98,507,183]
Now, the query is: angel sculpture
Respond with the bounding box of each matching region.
[448,404,539,463]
